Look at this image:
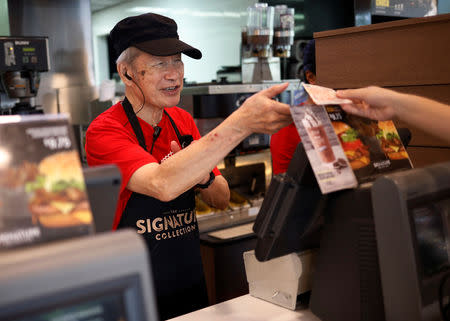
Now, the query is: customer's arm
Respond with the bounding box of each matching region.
[337,86,450,143]
[128,83,292,202]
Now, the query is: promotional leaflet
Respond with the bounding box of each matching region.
[291,105,358,194]
[0,114,94,249]
[291,84,413,193]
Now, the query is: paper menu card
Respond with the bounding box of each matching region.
[0,114,94,249]
[291,84,413,193]
[302,83,352,105]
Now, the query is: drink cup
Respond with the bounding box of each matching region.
[305,125,336,163]
[302,109,336,164]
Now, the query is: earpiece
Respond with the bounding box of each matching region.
[123,69,145,117]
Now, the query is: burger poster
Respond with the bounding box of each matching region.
[290,105,358,194]
[0,114,94,249]
[327,105,412,183]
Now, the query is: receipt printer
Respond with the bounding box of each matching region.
[243,249,317,310]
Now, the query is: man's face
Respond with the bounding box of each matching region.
[131,52,184,109]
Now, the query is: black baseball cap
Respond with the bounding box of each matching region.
[110,13,202,61]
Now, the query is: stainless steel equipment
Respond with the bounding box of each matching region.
[0,37,50,114]
[8,0,97,123]
[241,57,280,84]
[196,149,272,233]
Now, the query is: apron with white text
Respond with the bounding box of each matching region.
[118,97,208,320]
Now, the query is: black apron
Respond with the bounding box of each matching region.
[118,98,208,320]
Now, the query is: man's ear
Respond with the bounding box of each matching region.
[117,64,133,85]
[305,70,316,85]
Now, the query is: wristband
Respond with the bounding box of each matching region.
[195,172,215,189]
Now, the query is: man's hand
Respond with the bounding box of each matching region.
[336,86,398,121]
[235,83,292,135]
[170,140,181,154]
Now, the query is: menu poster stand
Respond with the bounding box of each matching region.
[0,114,94,250]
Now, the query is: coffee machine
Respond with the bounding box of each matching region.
[241,4,295,83]
[0,36,50,114]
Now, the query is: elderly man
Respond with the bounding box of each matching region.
[86,13,292,319]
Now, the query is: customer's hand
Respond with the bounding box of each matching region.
[336,86,398,121]
[236,83,292,135]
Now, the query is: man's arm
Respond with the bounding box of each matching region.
[127,83,292,202]
[198,175,229,210]
[167,140,230,210]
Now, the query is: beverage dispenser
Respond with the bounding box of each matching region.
[242,3,295,83]
[246,3,274,58]
[273,5,295,58]
[242,3,279,83]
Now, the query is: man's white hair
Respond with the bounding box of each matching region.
[116,46,142,65]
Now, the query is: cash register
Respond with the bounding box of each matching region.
[248,142,450,321]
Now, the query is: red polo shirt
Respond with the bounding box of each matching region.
[85,101,220,229]
[270,122,301,175]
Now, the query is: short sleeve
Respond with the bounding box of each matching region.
[85,117,157,193]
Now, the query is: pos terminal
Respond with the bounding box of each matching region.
[250,141,450,321]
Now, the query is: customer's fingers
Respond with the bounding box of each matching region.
[340,103,369,118]
[336,88,370,102]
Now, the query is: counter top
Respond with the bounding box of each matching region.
[168,294,321,321]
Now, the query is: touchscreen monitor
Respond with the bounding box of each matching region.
[0,229,158,321]
[253,143,324,261]
[372,161,450,321]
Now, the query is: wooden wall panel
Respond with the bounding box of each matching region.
[407,147,450,168]
[314,14,450,167]
[315,14,450,89]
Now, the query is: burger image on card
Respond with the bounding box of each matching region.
[332,121,371,170]
[376,121,408,160]
[26,151,92,228]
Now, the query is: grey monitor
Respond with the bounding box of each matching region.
[83,164,121,233]
[0,229,159,321]
[253,143,323,261]
[372,161,450,321]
